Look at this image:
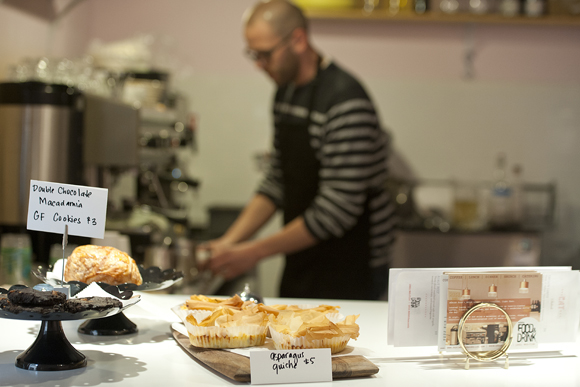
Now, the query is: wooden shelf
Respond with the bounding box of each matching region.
[304,7,580,26]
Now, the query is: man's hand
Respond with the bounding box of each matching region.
[206,241,262,281]
[195,194,278,274]
[195,238,232,271]
[205,216,318,280]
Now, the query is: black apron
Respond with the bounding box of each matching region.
[277,72,374,300]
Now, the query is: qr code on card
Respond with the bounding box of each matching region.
[410,297,421,308]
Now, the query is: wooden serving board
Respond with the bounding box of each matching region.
[171,328,379,383]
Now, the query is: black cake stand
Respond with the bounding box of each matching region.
[0,301,125,371]
[34,265,183,336]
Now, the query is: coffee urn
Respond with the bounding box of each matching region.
[0,81,85,264]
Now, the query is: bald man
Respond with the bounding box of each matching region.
[203,0,395,300]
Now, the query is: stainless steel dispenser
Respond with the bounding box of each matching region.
[0,81,83,225]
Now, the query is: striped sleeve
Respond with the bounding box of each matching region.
[256,131,284,208]
[303,98,391,240]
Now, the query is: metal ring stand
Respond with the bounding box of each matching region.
[457,302,513,369]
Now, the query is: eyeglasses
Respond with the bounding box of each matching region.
[244,30,293,63]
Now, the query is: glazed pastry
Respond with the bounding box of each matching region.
[64,245,143,286]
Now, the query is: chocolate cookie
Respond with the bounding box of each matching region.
[0,297,65,315]
[8,288,66,306]
[65,297,122,313]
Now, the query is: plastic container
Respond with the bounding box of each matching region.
[0,233,33,286]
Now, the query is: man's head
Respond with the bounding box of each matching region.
[243,0,311,86]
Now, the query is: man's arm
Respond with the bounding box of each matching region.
[218,193,278,244]
[249,215,318,258]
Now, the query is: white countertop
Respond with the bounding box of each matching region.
[0,292,579,386]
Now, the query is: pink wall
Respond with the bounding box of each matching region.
[48,1,92,58]
[0,1,91,78]
[311,21,580,83]
[0,6,50,78]
[85,1,255,75]
[473,25,580,82]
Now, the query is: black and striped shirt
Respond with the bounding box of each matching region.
[257,59,396,268]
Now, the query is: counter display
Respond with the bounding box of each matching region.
[0,293,578,386]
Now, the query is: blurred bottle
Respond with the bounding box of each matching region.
[439,0,460,13]
[489,153,514,230]
[389,0,401,14]
[450,325,458,345]
[363,0,379,13]
[511,164,524,228]
[0,233,32,286]
[414,0,428,13]
[49,243,78,267]
[389,0,414,13]
[469,0,490,14]
[525,0,545,16]
[452,182,480,231]
[499,0,521,16]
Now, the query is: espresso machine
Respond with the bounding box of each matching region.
[0,76,199,290]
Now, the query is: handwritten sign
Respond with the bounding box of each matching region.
[27,180,108,239]
[250,349,332,385]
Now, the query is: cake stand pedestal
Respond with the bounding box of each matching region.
[16,320,86,371]
[78,311,137,335]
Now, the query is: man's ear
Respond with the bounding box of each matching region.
[290,27,308,54]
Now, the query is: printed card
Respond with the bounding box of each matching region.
[441,271,542,352]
